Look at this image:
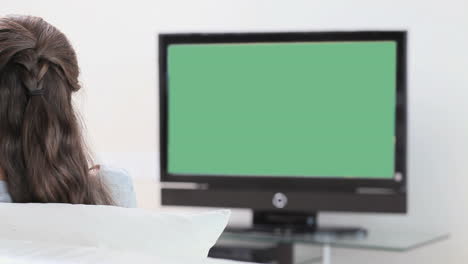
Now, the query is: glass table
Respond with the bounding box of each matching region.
[211,228,449,264]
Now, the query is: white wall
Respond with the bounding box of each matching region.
[2,0,468,263]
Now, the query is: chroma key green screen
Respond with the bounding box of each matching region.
[167,41,396,179]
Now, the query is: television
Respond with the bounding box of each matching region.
[159,31,407,232]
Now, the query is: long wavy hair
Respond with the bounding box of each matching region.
[0,15,113,204]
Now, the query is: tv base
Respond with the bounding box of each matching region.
[242,210,367,236]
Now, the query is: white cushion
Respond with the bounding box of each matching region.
[0,203,230,260]
[0,238,205,264]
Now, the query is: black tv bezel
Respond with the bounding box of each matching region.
[159,31,407,193]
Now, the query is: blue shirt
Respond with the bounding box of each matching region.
[0,181,12,203]
[0,167,137,207]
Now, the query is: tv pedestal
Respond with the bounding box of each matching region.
[211,229,448,264]
[209,212,449,264]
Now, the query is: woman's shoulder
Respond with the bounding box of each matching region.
[99,166,134,191]
[0,180,12,203]
[98,166,137,208]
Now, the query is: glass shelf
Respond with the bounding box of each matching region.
[220,228,449,252]
[213,228,449,264]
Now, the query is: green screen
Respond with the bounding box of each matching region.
[167,41,396,179]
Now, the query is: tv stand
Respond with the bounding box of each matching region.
[209,213,448,264]
[209,211,367,264]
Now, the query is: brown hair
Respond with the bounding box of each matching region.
[0,15,113,204]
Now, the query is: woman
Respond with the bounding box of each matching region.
[0,15,136,207]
